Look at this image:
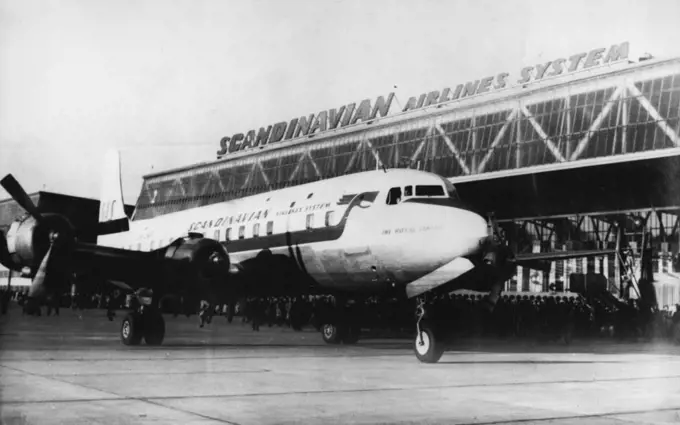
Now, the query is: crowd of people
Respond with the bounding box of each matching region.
[2,286,680,344]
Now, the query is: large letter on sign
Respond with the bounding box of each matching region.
[270,122,287,143]
[255,126,272,147]
[217,137,230,156]
[309,111,327,134]
[229,133,244,152]
[351,99,372,124]
[603,42,629,63]
[241,130,256,150]
[294,114,314,137]
[370,93,394,119]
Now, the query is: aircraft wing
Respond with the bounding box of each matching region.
[514,248,618,272]
[515,248,617,262]
[68,237,234,294]
[70,242,162,284]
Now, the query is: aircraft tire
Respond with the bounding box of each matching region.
[143,310,166,346]
[414,325,445,364]
[121,312,144,346]
[321,323,343,344]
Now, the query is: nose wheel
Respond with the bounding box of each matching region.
[414,299,445,363]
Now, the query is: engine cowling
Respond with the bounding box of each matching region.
[162,236,231,282]
[0,213,75,272]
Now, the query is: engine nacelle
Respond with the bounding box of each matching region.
[0,213,75,272]
[162,236,231,282]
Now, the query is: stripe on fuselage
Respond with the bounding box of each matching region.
[223,191,379,254]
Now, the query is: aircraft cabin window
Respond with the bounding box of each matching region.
[266,221,274,235]
[253,223,260,238]
[325,211,334,227]
[226,228,232,242]
[238,226,245,240]
[306,214,314,230]
[415,185,445,197]
[404,185,413,197]
[386,187,402,205]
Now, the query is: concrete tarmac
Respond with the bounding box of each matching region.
[1,307,680,424]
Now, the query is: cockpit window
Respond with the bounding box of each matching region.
[386,187,402,205]
[415,185,445,197]
[404,185,413,197]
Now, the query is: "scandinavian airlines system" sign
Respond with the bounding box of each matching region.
[217,42,629,157]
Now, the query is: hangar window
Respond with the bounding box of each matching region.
[415,185,445,197]
[386,187,402,205]
[253,223,260,238]
[225,228,232,242]
[325,211,334,227]
[266,221,274,235]
[238,226,245,240]
[306,213,314,230]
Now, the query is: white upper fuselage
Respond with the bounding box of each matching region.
[98,169,489,293]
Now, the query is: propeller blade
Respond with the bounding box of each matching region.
[0,174,42,221]
[29,243,54,298]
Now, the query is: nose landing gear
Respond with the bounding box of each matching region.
[414,298,445,363]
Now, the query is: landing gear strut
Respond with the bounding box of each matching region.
[120,290,166,346]
[414,298,445,363]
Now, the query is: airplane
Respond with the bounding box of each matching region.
[0,151,617,363]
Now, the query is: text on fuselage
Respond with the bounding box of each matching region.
[381,225,442,235]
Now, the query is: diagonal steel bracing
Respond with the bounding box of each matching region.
[626,81,680,147]
[477,109,518,172]
[434,124,471,175]
[570,86,624,160]
[520,105,567,163]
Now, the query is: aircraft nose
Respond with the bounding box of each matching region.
[443,208,489,257]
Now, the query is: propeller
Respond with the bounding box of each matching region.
[0,174,43,222]
[1,174,75,310]
[28,234,58,298]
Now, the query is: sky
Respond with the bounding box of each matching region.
[1,0,679,205]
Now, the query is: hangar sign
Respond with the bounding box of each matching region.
[216,93,395,157]
[217,41,629,158]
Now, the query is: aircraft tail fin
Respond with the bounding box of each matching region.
[97,150,130,238]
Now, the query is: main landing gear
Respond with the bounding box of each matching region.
[320,297,361,345]
[321,323,361,345]
[414,298,445,363]
[120,291,166,346]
